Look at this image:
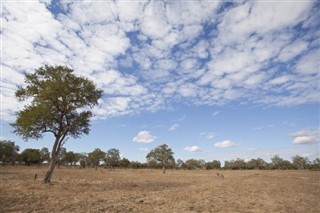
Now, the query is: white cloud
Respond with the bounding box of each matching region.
[92,70,147,96]
[244,73,267,87]
[140,1,170,39]
[165,1,219,26]
[154,59,177,71]
[295,50,319,75]
[168,123,179,131]
[181,25,203,41]
[290,129,320,145]
[200,132,216,139]
[133,131,156,144]
[192,40,209,59]
[293,136,318,145]
[269,75,293,85]
[206,132,215,139]
[212,111,220,117]
[93,97,131,119]
[278,40,308,62]
[178,84,197,97]
[116,1,145,23]
[66,1,116,25]
[218,1,313,44]
[180,58,198,71]
[184,146,202,152]
[214,140,237,148]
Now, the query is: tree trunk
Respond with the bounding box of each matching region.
[43,124,69,184]
[43,135,63,183]
[44,157,57,183]
[162,165,166,174]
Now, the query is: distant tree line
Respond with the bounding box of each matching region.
[1,140,319,171]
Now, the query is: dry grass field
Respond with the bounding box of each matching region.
[1,166,319,213]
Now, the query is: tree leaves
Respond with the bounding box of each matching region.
[146,144,175,165]
[12,65,103,141]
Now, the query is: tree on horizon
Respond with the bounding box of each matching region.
[147,144,175,174]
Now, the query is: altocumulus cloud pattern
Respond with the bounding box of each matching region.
[1,0,319,122]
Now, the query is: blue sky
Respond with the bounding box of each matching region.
[1,0,319,163]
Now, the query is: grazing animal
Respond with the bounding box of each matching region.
[216,172,224,179]
[34,173,38,181]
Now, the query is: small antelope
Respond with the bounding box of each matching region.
[216,172,224,179]
[34,173,38,181]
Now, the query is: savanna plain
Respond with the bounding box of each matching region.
[1,166,319,213]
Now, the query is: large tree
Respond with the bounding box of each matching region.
[11,65,102,183]
[146,144,175,174]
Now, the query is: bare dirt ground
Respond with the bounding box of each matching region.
[1,166,319,213]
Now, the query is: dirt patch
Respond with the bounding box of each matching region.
[1,167,319,212]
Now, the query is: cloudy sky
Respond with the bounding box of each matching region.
[1,0,319,163]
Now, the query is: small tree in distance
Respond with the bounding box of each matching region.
[20,148,42,166]
[105,148,121,170]
[146,144,175,174]
[292,155,310,170]
[40,147,50,164]
[119,158,131,168]
[87,148,105,170]
[11,65,102,183]
[247,158,267,170]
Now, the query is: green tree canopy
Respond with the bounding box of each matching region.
[311,158,320,170]
[40,147,50,163]
[63,151,80,166]
[146,144,175,174]
[271,155,292,170]
[0,140,20,164]
[20,148,41,166]
[57,147,67,167]
[185,159,206,170]
[87,148,105,170]
[292,155,310,170]
[205,160,221,170]
[119,157,131,168]
[11,65,102,183]
[176,159,186,169]
[247,158,267,170]
[105,148,121,170]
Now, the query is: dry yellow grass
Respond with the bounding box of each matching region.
[1,166,319,212]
